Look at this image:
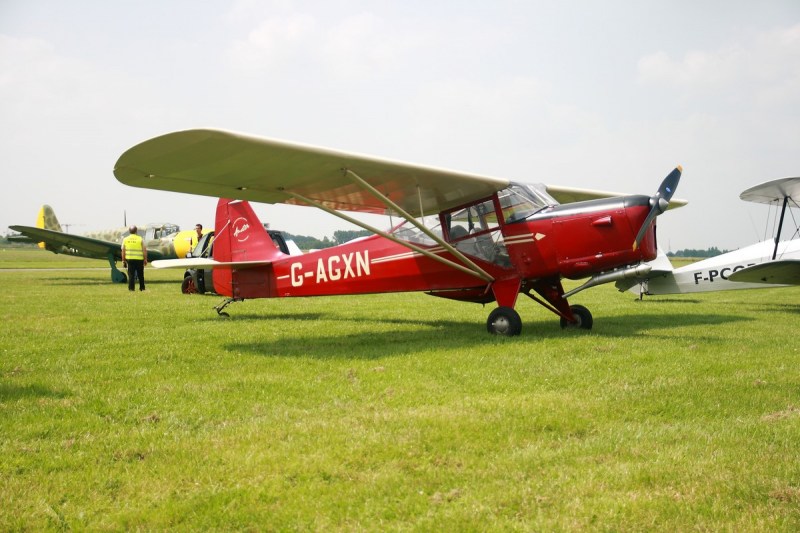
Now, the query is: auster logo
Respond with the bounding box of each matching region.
[232,217,250,242]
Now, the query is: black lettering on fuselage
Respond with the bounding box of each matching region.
[693,263,758,284]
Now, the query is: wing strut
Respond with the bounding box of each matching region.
[342,169,495,281]
[279,183,494,282]
[773,196,789,260]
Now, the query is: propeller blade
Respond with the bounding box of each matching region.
[657,166,682,204]
[633,166,682,251]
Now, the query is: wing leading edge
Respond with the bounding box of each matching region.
[115,128,685,216]
[114,129,509,218]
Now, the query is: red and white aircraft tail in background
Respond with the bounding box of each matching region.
[115,129,685,335]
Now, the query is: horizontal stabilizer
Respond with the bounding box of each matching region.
[152,257,274,270]
[727,260,800,285]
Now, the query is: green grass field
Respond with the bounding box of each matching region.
[2,248,799,530]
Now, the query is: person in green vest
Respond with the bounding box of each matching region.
[122,225,148,291]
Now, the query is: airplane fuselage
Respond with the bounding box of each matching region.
[637,239,800,294]
[214,193,658,313]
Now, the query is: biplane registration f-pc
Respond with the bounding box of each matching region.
[114,129,685,336]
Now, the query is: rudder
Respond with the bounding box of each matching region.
[212,198,285,298]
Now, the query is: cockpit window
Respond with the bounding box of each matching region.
[500,183,558,223]
[447,197,499,239]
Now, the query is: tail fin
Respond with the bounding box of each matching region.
[37,205,62,231]
[212,199,286,298]
[36,205,61,249]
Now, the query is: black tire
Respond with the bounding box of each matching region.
[560,304,593,330]
[486,306,522,336]
[181,276,198,294]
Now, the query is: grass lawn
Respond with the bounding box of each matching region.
[1,248,799,530]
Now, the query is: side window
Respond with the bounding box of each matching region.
[442,195,509,267]
[444,197,499,241]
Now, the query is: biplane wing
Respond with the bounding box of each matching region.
[114,129,685,215]
[727,260,800,285]
[740,177,800,205]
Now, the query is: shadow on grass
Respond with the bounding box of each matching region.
[628,297,704,304]
[44,277,178,287]
[763,303,800,314]
[221,309,752,359]
[0,383,68,402]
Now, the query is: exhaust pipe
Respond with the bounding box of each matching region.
[564,264,652,298]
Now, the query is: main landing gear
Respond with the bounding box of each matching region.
[485,303,593,336]
[559,304,593,330]
[486,306,522,336]
[109,253,127,283]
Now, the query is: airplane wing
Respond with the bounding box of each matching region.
[8,225,168,260]
[114,128,685,216]
[740,177,800,205]
[152,258,273,269]
[727,260,800,285]
[545,186,687,208]
[115,129,509,217]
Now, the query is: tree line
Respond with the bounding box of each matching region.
[667,247,730,258]
[283,229,373,250]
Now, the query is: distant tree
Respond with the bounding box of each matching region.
[668,247,729,258]
[283,233,336,251]
[282,230,373,250]
[333,229,372,244]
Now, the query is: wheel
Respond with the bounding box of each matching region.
[486,306,522,336]
[560,304,593,330]
[181,276,198,294]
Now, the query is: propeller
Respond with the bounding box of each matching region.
[632,165,682,250]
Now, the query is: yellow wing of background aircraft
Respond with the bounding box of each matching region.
[8,205,209,283]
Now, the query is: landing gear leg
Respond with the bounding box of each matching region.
[108,252,127,283]
[214,297,242,317]
[524,279,593,331]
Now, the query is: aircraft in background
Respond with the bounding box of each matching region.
[616,176,800,297]
[8,205,210,283]
[114,128,686,335]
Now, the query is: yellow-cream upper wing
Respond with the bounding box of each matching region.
[114,129,510,217]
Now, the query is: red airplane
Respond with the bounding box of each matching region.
[114,129,684,335]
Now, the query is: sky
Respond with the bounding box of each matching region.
[1,0,799,250]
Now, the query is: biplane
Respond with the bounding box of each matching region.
[114,129,685,335]
[617,176,800,296]
[8,204,209,283]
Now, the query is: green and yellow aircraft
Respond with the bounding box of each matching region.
[9,205,210,283]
